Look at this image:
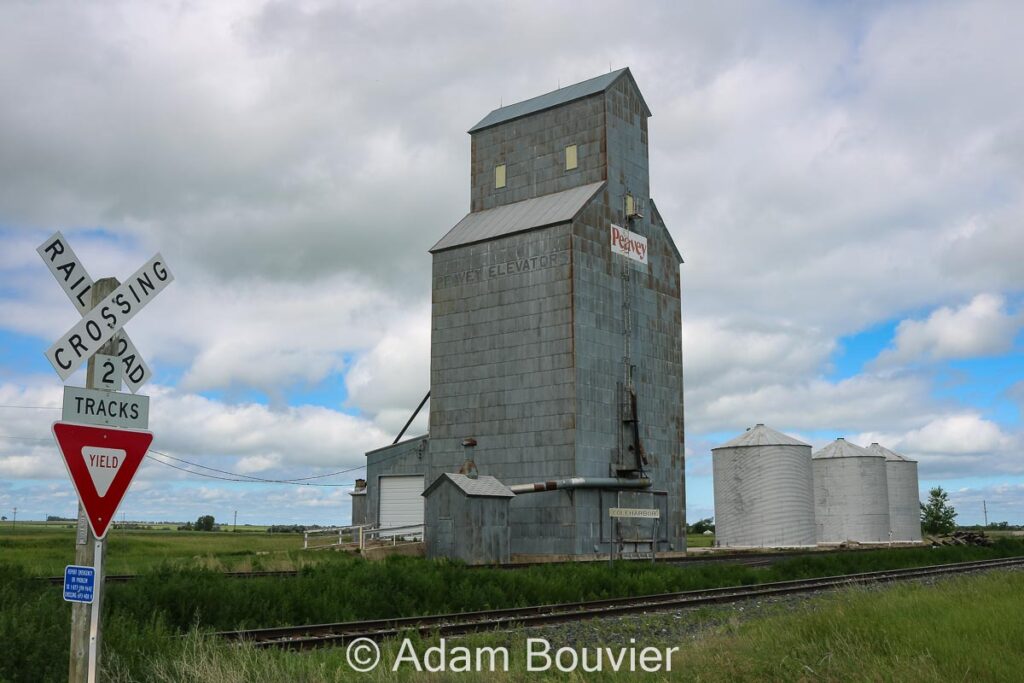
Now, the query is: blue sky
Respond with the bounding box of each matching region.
[1,1,1022,527]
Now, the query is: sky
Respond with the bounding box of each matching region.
[0,0,1021,527]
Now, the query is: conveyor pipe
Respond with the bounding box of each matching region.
[509,477,651,494]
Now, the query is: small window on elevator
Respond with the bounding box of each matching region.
[565,144,578,171]
[495,164,506,189]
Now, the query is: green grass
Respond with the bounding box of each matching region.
[672,570,1024,681]
[98,570,1024,681]
[686,533,715,547]
[0,526,308,575]
[3,538,1024,681]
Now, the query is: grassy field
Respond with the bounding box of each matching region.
[686,533,714,547]
[107,569,1024,682]
[3,534,1024,681]
[0,525,309,575]
[0,525,717,576]
[668,569,1024,681]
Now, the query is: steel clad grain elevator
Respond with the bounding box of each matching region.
[712,424,816,548]
[813,438,890,544]
[362,68,686,561]
[867,443,922,543]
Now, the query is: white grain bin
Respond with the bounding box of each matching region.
[868,443,922,543]
[712,424,816,548]
[813,438,890,544]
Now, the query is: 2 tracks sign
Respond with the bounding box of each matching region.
[38,231,172,533]
[37,231,174,683]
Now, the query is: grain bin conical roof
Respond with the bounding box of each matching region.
[813,437,880,459]
[867,442,916,462]
[711,423,815,548]
[712,423,811,450]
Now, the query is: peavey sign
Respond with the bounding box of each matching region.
[610,224,648,265]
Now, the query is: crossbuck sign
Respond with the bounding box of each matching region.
[38,232,173,386]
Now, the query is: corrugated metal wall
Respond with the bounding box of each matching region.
[714,451,815,547]
[712,425,815,548]
[813,439,890,543]
[868,443,922,543]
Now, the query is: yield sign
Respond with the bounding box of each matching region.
[52,422,153,538]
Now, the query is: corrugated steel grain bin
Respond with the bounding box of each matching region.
[712,423,816,548]
[423,473,513,565]
[813,438,890,544]
[868,443,922,543]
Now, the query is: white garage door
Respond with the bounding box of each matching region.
[379,475,424,535]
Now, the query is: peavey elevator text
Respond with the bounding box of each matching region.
[435,250,569,290]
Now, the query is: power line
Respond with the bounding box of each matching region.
[0,433,369,487]
[149,449,367,483]
[144,453,358,487]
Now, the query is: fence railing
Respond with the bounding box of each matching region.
[303,523,423,551]
[302,525,366,550]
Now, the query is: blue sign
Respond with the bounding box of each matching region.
[63,565,95,603]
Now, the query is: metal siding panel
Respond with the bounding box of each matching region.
[813,454,891,544]
[712,443,816,548]
[886,460,923,542]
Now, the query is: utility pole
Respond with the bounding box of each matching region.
[69,277,118,683]
[983,500,988,528]
[233,510,238,533]
[11,507,15,531]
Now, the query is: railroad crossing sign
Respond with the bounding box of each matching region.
[52,422,154,539]
[37,232,168,392]
[38,233,173,683]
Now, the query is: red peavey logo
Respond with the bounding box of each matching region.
[611,225,648,263]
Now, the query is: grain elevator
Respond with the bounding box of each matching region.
[361,68,685,562]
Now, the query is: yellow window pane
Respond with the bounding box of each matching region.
[495,164,506,188]
[565,144,578,170]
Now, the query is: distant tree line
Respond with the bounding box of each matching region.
[170,516,330,533]
[178,515,218,531]
[687,517,715,534]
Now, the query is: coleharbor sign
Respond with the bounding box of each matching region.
[609,507,660,519]
[610,224,648,265]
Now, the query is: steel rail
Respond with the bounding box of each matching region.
[215,556,1024,650]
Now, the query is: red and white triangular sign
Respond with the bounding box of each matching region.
[52,421,153,539]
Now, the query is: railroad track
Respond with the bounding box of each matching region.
[216,556,1024,650]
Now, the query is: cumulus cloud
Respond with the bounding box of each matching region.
[945,483,1024,526]
[873,294,1020,367]
[690,370,940,436]
[683,317,834,395]
[2,1,1024,522]
[0,381,389,483]
[855,414,1021,478]
[344,305,431,420]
